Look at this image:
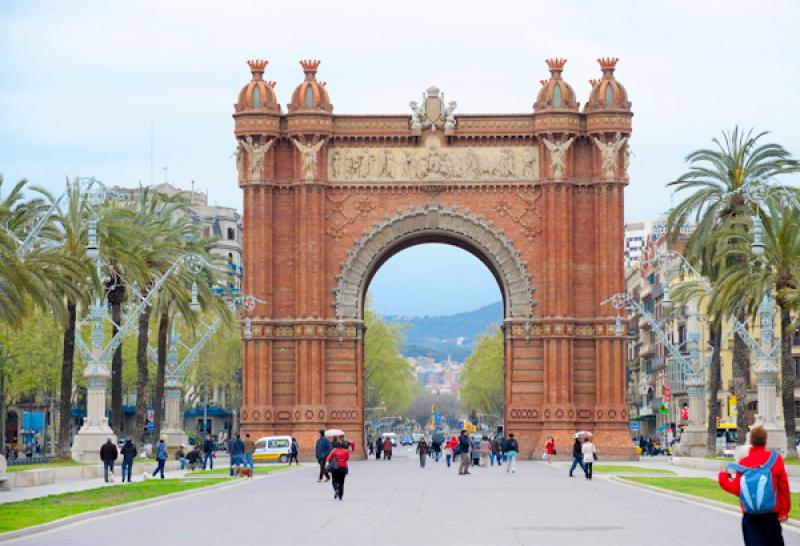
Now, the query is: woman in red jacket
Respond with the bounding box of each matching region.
[544,436,556,463]
[327,437,350,500]
[718,426,790,545]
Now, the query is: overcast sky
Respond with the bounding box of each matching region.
[2,0,798,315]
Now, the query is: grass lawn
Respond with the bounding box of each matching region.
[0,478,226,533]
[706,456,800,465]
[188,464,289,476]
[6,460,87,473]
[591,465,674,475]
[623,477,800,520]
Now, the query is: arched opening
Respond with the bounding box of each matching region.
[363,241,505,456]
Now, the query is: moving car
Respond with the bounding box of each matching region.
[401,434,413,446]
[253,435,291,463]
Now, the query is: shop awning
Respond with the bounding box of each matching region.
[632,415,656,422]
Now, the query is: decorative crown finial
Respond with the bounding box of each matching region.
[597,57,619,72]
[267,81,277,89]
[545,58,568,73]
[589,79,600,87]
[300,59,321,76]
[539,80,548,87]
[247,59,268,74]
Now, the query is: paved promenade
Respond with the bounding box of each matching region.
[5,454,800,546]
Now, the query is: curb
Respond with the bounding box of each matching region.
[610,476,800,531]
[0,468,293,543]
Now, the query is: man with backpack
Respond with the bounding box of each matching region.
[458,430,473,475]
[718,426,790,545]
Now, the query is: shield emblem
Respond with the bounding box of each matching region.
[424,86,442,126]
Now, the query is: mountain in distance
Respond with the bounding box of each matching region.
[384,301,503,361]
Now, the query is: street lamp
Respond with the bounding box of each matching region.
[751,215,765,257]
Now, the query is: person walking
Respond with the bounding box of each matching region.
[175,445,187,470]
[327,437,350,500]
[444,436,457,467]
[581,436,596,480]
[120,439,137,482]
[367,437,374,457]
[315,430,332,482]
[382,437,393,460]
[431,437,442,462]
[202,434,215,470]
[458,430,473,475]
[544,436,556,463]
[479,435,491,467]
[490,436,502,467]
[289,438,300,465]
[719,426,790,545]
[504,433,519,474]
[416,438,429,468]
[374,437,383,461]
[151,437,168,479]
[243,434,256,473]
[568,437,586,478]
[229,434,245,476]
[100,438,118,483]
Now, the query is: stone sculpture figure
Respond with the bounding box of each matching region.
[443,101,458,130]
[238,136,274,181]
[593,133,627,178]
[542,136,575,178]
[291,137,327,181]
[522,148,538,178]
[409,101,424,130]
[623,138,631,177]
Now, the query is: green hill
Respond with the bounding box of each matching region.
[385,301,503,361]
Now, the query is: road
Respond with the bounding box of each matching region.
[8,452,800,546]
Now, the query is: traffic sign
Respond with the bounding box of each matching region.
[630,421,640,431]
[146,422,154,432]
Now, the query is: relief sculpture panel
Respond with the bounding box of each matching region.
[327,138,539,182]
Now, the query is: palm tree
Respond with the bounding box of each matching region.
[667,127,799,447]
[714,202,800,456]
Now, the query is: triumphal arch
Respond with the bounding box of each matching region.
[234,57,634,458]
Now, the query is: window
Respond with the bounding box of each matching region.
[678,325,687,347]
[252,85,261,108]
[227,227,235,241]
[793,332,800,346]
[794,357,800,379]
[552,84,562,107]
[304,86,314,108]
[255,440,266,450]
[227,253,233,263]
[268,439,290,449]
[795,401,800,419]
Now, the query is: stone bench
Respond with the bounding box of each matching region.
[13,468,55,487]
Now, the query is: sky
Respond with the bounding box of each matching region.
[2,0,799,315]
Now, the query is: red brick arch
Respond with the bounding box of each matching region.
[235,59,635,459]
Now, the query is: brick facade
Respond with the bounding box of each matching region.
[234,57,636,459]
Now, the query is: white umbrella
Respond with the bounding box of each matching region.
[325,429,345,438]
[574,431,593,439]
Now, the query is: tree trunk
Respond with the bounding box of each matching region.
[152,311,169,445]
[0,358,6,451]
[57,301,77,459]
[780,305,797,458]
[706,321,722,455]
[134,304,152,446]
[108,282,125,433]
[733,311,752,445]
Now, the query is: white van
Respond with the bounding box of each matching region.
[253,435,291,463]
[381,432,398,446]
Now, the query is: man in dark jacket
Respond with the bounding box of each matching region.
[315,430,332,482]
[568,437,585,477]
[229,434,245,476]
[374,437,383,461]
[458,430,473,475]
[120,439,137,482]
[99,438,118,482]
[202,434,215,470]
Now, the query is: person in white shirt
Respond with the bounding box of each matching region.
[581,437,596,480]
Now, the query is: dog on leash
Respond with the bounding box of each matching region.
[234,466,253,479]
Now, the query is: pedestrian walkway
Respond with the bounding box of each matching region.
[6,456,800,546]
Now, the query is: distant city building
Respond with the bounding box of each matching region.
[108,182,243,292]
[409,355,463,394]
[624,220,654,267]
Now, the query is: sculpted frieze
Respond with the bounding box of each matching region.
[327,139,539,182]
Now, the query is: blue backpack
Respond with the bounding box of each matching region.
[727,450,779,514]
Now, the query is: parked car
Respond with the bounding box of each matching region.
[253,435,291,463]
